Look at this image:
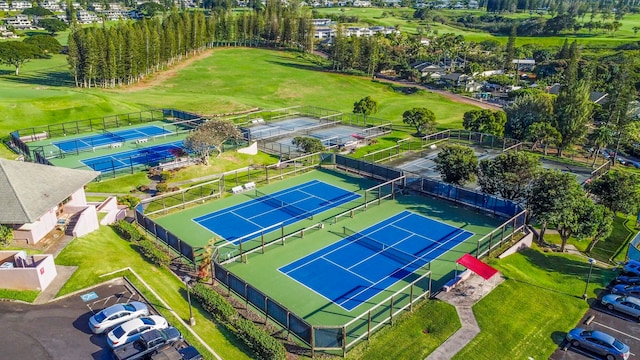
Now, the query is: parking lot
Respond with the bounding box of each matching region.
[0,279,154,360]
[551,297,640,360]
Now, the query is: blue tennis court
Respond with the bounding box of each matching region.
[54,125,170,153]
[279,211,474,311]
[81,141,184,172]
[194,180,360,244]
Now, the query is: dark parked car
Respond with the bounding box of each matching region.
[611,284,640,298]
[615,275,640,286]
[566,328,630,360]
[622,260,640,277]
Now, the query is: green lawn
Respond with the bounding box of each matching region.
[0,47,479,160]
[454,246,616,359]
[55,225,252,360]
[543,213,636,263]
[345,299,461,360]
[0,288,39,302]
[314,7,640,47]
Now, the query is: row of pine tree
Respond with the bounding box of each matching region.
[67,7,314,88]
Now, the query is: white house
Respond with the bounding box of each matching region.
[77,10,100,24]
[0,25,17,38]
[0,159,100,245]
[41,0,61,11]
[11,1,32,10]
[0,1,10,11]
[5,15,33,29]
[353,0,371,6]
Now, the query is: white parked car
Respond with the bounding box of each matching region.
[107,315,168,348]
[88,301,149,334]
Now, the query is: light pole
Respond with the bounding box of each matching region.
[183,275,196,326]
[582,258,596,300]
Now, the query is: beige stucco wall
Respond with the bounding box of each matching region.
[67,187,88,206]
[65,205,99,238]
[13,209,57,244]
[0,252,57,291]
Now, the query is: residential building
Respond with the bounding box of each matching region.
[0,158,100,245]
[76,10,100,24]
[353,0,371,6]
[10,1,32,10]
[0,25,17,38]
[41,0,61,11]
[440,72,481,92]
[5,15,33,29]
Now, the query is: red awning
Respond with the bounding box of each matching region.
[456,254,498,280]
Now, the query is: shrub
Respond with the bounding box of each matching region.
[136,239,171,267]
[117,195,140,209]
[191,284,285,360]
[156,183,168,193]
[112,220,143,242]
[0,225,14,247]
[137,185,150,192]
[160,171,172,182]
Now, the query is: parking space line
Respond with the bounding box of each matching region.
[593,320,640,342]
[595,308,636,322]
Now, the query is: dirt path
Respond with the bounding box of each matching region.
[372,76,503,110]
[116,49,215,92]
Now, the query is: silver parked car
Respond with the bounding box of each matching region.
[602,294,640,321]
[88,301,149,334]
[566,328,630,360]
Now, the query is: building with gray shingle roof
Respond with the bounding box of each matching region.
[0,159,100,244]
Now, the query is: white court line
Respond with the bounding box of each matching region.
[192,179,322,223]
[322,257,374,284]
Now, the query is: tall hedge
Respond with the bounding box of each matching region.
[112,220,171,267]
[191,283,286,360]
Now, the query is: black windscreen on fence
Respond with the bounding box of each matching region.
[247,286,267,312]
[167,232,180,252]
[314,327,343,348]
[155,225,168,243]
[144,217,156,235]
[335,154,401,181]
[266,298,289,329]
[180,242,193,260]
[419,178,523,217]
[228,272,247,297]
[289,314,312,344]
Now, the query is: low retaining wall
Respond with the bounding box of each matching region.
[498,230,534,259]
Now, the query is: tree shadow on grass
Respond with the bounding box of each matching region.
[1,70,73,87]
[551,331,567,346]
[517,247,614,285]
[265,60,327,73]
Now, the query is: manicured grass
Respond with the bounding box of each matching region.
[55,225,252,360]
[0,288,40,302]
[0,48,479,159]
[542,214,636,263]
[345,299,461,360]
[453,247,616,360]
[314,7,640,47]
[167,152,280,184]
[85,171,151,194]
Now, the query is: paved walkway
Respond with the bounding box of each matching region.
[426,272,504,360]
[34,265,77,304]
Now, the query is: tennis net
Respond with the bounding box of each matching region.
[343,227,427,266]
[255,189,314,220]
[102,129,126,142]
